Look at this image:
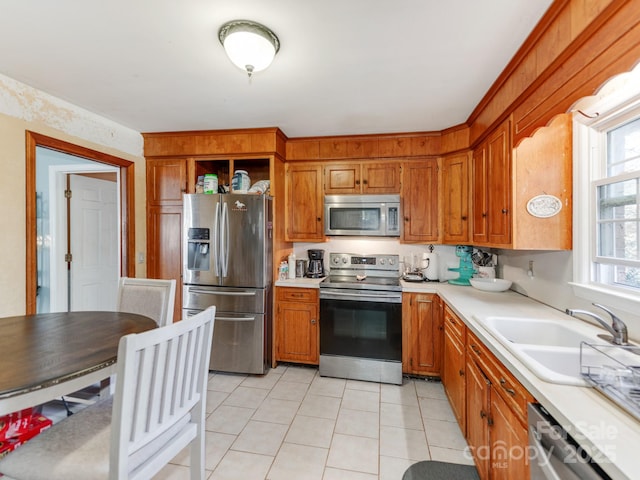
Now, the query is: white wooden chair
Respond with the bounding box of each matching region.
[116,277,177,326]
[61,277,177,410]
[0,306,216,480]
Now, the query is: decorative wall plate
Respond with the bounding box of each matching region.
[527,194,562,218]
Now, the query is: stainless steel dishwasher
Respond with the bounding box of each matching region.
[528,403,612,479]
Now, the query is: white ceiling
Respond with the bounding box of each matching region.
[0,0,553,138]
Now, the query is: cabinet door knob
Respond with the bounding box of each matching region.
[311,319,317,324]
[482,212,487,218]
[500,378,516,396]
[404,217,409,222]
[363,179,368,185]
[355,180,360,185]
[461,216,467,221]
[459,369,464,377]
[502,209,508,214]
[317,217,321,222]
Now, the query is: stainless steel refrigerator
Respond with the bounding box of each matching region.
[182,194,273,374]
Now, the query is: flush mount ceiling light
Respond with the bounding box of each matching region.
[218,20,280,77]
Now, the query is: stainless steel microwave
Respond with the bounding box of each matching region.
[324,194,401,236]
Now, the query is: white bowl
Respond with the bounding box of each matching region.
[470,278,512,292]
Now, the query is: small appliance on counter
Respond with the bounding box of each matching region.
[448,245,475,285]
[295,259,307,278]
[306,249,325,278]
[422,244,439,281]
[472,248,496,278]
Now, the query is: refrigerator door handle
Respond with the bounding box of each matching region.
[221,201,230,277]
[186,288,257,297]
[213,201,221,276]
[216,315,256,322]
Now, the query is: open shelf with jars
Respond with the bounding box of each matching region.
[191,157,270,193]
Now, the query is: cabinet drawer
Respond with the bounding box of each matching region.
[467,331,533,424]
[444,305,465,340]
[276,287,318,303]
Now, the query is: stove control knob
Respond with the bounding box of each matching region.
[388,258,395,266]
[332,257,340,265]
[379,258,386,265]
[342,257,348,264]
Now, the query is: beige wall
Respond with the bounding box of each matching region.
[0,78,146,317]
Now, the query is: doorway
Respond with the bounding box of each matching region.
[45,163,120,313]
[26,131,136,314]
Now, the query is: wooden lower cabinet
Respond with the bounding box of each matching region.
[275,287,319,364]
[441,304,533,480]
[466,357,491,479]
[402,293,443,376]
[489,390,529,480]
[442,305,466,431]
[465,330,533,480]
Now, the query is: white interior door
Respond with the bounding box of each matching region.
[69,174,119,311]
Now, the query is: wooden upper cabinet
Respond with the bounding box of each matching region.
[323,162,400,194]
[146,158,188,205]
[472,146,488,244]
[401,160,439,243]
[472,118,512,246]
[363,163,401,193]
[486,122,511,245]
[442,152,470,244]
[471,114,572,250]
[324,163,360,194]
[285,163,324,242]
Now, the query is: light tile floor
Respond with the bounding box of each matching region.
[170,365,472,479]
[42,365,474,479]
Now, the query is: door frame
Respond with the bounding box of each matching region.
[26,131,135,314]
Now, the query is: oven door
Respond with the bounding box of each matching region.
[319,289,402,361]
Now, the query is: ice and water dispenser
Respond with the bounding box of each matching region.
[186,228,210,271]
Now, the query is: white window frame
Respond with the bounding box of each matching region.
[571,88,640,314]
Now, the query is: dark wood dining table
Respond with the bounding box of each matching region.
[0,311,157,416]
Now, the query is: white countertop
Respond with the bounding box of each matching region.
[275,277,325,288]
[276,278,639,479]
[404,281,638,480]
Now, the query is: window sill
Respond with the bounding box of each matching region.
[569,282,640,314]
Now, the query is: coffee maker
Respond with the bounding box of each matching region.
[306,249,325,278]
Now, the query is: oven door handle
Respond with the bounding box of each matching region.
[321,290,401,300]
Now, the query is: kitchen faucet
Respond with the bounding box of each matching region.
[565,303,629,345]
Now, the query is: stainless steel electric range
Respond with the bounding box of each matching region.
[319,253,402,385]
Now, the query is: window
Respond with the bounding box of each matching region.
[572,70,640,311]
[594,117,640,289]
